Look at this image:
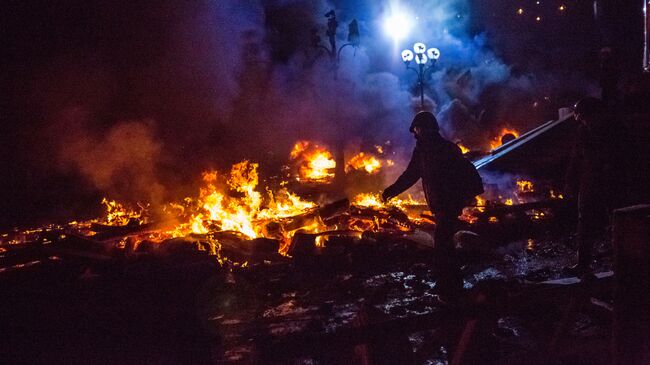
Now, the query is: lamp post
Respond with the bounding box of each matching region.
[310,10,360,191]
[312,10,360,76]
[401,42,441,108]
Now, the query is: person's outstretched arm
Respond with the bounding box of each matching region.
[382,147,421,201]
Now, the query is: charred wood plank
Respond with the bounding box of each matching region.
[318,198,350,219]
[477,199,566,216]
[42,247,112,261]
[88,221,162,241]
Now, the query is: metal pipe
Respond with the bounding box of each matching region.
[643,0,650,72]
[419,64,425,107]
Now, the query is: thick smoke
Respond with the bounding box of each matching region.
[17,0,596,217]
[54,107,165,204]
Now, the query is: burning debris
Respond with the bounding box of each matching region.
[2,137,570,266]
[345,145,395,175]
[345,152,383,174]
[289,141,337,184]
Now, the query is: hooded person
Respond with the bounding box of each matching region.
[382,111,483,299]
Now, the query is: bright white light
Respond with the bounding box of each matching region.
[413,42,427,54]
[415,54,428,64]
[427,47,441,60]
[401,50,414,63]
[383,10,413,43]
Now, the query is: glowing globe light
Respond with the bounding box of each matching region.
[383,11,412,43]
[413,42,427,54]
[427,47,441,60]
[401,42,441,67]
[400,42,442,107]
[401,50,414,63]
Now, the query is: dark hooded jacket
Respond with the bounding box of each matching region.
[384,133,484,213]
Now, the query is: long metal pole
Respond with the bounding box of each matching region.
[419,64,425,107]
[643,0,650,72]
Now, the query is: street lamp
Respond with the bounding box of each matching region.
[310,10,361,190]
[312,10,360,69]
[401,42,441,108]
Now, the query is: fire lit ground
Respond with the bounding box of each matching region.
[4,1,650,364]
[1,133,617,364]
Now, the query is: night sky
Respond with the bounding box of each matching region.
[0,0,644,228]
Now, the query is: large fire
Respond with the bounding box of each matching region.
[2,138,567,264]
[168,161,320,254]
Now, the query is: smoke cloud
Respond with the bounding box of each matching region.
[54,107,165,204]
[3,0,599,224]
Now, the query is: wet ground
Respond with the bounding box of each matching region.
[0,230,614,364]
[207,233,614,364]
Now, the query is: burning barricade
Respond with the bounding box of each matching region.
[1,137,571,272]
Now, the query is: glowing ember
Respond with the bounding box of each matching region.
[345,152,382,174]
[527,209,549,220]
[516,179,534,193]
[460,208,478,224]
[99,198,146,226]
[351,193,428,224]
[459,195,487,224]
[475,196,486,212]
[290,141,336,183]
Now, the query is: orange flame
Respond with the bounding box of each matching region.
[352,193,425,210]
[457,143,470,154]
[489,127,520,150]
[98,198,146,226]
[345,152,382,174]
[516,179,534,193]
[164,160,325,258]
[9,139,557,264]
[353,193,385,208]
[172,161,318,242]
[290,141,336,183]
